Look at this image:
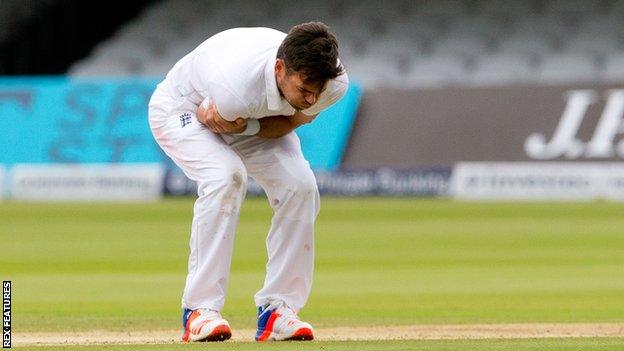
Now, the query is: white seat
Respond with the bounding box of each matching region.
[433,33,490,58]
[363,36,418,76]
[565,33,619,56]
[348,0,413,22]
[537,54,598,83]
[499,32,555,57]
[365,35,418,58]
[576,14,624,35]
[609,1,624,15]
[446,16,508,40]
[545,0,600,15]
[386,17,447,45]
[601,52,624,81]
[69,57,140,77]
[477,0,535,16]
[406,55,468,88]
[565,15,624,54]
[415,0,471,18]
[344,59,401,88]
[513,16,568,39]
[141,59,174,78]
[471,54,536,86]
[207,0,272,26]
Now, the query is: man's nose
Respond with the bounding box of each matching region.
[305,93,316,105]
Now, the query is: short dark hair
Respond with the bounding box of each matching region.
[277,22,344,86]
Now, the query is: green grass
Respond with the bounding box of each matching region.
[2,198,624,333]
[11,338,624,351]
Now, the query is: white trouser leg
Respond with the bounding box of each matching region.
[182,165,246,311]
[149,97,246,311]
[232,133,320,312]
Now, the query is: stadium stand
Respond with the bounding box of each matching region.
[68,0,624,88]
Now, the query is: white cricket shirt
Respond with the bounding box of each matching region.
[160,27,349,121]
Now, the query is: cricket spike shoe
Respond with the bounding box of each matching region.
[182,308,232,342]
[255,301,314,341]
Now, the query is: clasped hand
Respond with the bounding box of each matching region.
[197,103,246,134]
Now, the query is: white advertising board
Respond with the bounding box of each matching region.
[450,162,624,201]
[10,164,164,201]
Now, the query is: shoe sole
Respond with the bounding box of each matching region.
[197,325,232,342]
[284,327,314,341]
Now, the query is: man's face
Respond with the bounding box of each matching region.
[275,59,323,111]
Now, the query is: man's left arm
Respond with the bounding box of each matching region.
[254,111,317,139]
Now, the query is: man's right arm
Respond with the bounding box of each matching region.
[197,102,247,134]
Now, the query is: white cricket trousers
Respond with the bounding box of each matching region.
[148,87,319,313]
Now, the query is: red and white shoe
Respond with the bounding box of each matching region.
[255,301,314,341]
[182,308,232,342]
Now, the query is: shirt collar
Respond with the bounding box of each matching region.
[264,48,283,111]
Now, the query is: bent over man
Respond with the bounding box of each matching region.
[148,22,348,342]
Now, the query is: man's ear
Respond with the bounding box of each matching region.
[275,59,284,73]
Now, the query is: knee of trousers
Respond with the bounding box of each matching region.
[290,175,318,197]
[196,163,247,211]
[272,171,320,219]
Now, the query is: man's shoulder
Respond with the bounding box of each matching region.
[194,27,285,61]
[196,28,282,78]
[209,27,286,44]
[199,26,285,76]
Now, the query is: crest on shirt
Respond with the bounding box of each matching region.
[179,113,192,128]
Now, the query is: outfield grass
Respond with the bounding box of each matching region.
[2,198,624,333]
[11,338,624,351]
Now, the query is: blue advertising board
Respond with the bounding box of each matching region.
[163,167,453,197]
[0,77,361,171]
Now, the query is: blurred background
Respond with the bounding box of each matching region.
[2,0,624,200]
[2,1,624,344]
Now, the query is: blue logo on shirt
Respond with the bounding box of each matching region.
[179,113,192,128]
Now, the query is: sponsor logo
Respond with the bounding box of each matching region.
[525,89,624,160]
[10,164,164,201]
[180,113,192,128]
[450,162,624,200]
[163,168,452,197]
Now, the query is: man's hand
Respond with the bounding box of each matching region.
[197,103,247,134]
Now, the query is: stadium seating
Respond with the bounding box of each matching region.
[69,0,624,88]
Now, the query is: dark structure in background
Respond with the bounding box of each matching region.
[343,83,624,168]
[0,0,156,75]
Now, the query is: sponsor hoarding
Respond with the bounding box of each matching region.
[0,77,361,171]
[450,162,624,200]
[315,168,451,196]
[344,84,624,168]
[10,164,164,201]
[163,167,452,197]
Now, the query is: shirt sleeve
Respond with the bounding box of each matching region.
[205,82,250,122]
[190,50,251,122]
[301,72,349,116]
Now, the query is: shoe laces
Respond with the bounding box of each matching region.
[267,300,298,319]
[198,308,222,319]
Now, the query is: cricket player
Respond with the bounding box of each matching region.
[148,22,348,342]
